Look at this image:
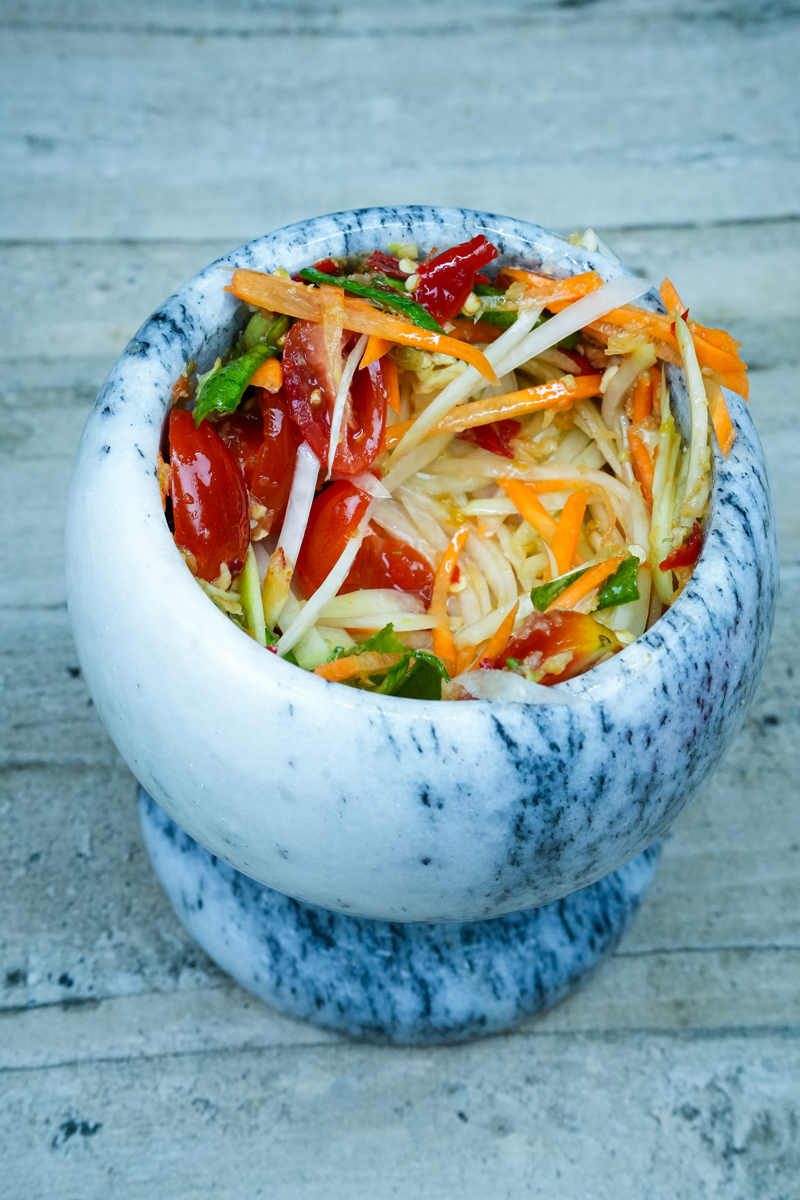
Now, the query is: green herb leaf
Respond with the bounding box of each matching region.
[391,651,450,700]
[596,555,641,610]
[298,267,444,334]
[194,342,277,425]
[531,567,589,612]
[325,624,449,699]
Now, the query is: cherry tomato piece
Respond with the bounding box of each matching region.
[295,481,371,598]
[249,388,299,534]
[213,410,263,489]
[282,321,388,474]
[660,522,703,571]
[457,418,521,459]
[497,609,622,686]
[413,235,498,324]
[169,409,249,581]
[343,529,435,605]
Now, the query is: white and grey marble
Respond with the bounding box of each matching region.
[139,788,661,1044]
[66,207,779,923]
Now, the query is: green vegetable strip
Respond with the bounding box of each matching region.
[531,568,588,612]
[326,623,449,700]
[297,268,445,334]
[194,316,287,425]
[194,343,274,425]
[596,555,641,611]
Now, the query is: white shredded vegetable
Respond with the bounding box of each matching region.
[327,333,368,477]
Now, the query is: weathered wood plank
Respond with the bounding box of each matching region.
[2,14,799,240]
[1,1032,798,1198]
[2,945,798,1074]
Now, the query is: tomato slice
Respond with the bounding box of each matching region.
[282,320,388,474]
[457,418,521,459]
[250,389,299,534]
[295,481,372,598]
[497,610,621,686]
[213,410,263,489]
[169,409,250,581]
[343,529,435,604]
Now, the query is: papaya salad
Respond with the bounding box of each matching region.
[160,233,747,701]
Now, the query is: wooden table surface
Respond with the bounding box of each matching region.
[1,2,798,1195]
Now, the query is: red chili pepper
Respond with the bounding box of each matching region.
[292,257,340,282]
[413,235,499,324]
[457,418,521,459]
[660,522,703,570]
[364,250,410,279]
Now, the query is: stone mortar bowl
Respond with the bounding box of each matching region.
[66,206,778,923]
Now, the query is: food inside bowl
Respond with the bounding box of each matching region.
[160,234,748,700]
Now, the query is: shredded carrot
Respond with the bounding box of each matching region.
[546,552,626,612]
[383,355,401,414]
[659,277,685,316]
[314,651,404,684]
[629,373,652,423]
[498,479,558,544]
[501,268,605,311]
[429,525,470,674]
[627,431,655,506]
[228,270,498,383]
[360,334,392,369]
[249,356,283,391]
[705,379,737,457]
[382,374,603,451]
[710,367,749,402]
[472,602,519,670]
[552,490,589,575]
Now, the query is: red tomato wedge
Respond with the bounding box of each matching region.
[282,320,388,474]
[295,481,371,599]
[213,410,263,489]
[457,418,521,459]
[250,389,299,534]
[343,530,435,605]
[169,409,249,581]
[496,609,622,686]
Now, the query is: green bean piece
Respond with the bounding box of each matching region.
[297,267,444,334]
[242,311,272,351]
[194,342,276,426]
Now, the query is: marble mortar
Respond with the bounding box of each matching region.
[66,206,778,924]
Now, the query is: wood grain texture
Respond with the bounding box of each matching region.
[2,11,799,240]
[2,1033,799,1199]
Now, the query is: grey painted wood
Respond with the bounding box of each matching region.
[1,3,799,1193]
[2,1033,798,1199]
[2,10,800,241]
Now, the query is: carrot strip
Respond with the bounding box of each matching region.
[360,334,392,369]
[629,373,652,423]
[382,374,603,451]
[501,268,605,311]
[498,479,557,544]
[627,431,655,506]
[314,651,404,683]
[429,525,470,674]
[705,380,737,457]
[382,355,401,414]
[472,602,519,670]
[659,277,685,316]
[546,552,627,613]
[552,490,589,576]
[710,367,749,402]
[228,270,498,383]
[249,356,283,391]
